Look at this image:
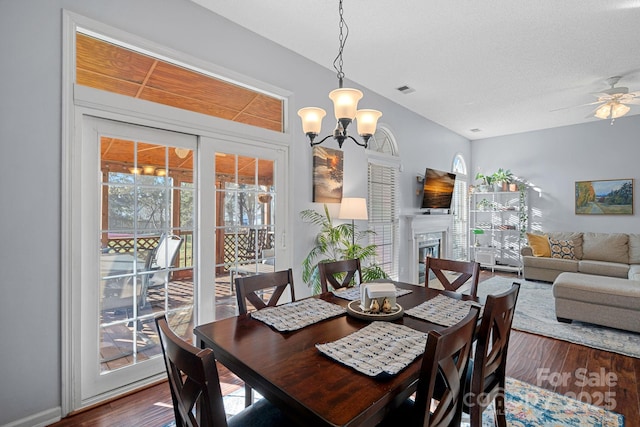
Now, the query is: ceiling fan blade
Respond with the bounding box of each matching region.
[550,101,602,112]
[622,98,640,105]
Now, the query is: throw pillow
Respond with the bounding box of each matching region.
[527,233,551,257]
[549,238,576,260]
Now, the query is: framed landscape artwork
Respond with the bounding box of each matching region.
[312,146,343,203]
[575,178,633,215]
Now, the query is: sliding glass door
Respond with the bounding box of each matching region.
[80,116,197,404]
[76,117,288,407]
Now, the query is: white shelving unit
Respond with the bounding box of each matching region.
[469,190,528,274]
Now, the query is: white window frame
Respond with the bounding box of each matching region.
[61,10,293,415]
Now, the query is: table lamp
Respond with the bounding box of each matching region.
[472,228,484,246]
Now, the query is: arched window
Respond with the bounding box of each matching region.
[367,127,400,279]
[451,154,468,260]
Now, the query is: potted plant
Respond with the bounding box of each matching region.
[475,172,493,192]
[491,168,513,192]
[300,204,388,295]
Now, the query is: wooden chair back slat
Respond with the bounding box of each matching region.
[425,257,480,297]
[318,259,362,293]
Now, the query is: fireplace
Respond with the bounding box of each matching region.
[417,233,442,283]
[403,214,453,283]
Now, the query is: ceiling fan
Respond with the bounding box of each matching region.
[584,76,640,122]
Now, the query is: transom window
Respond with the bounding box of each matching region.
[76,31,284,132]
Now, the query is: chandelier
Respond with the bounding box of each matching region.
[297,0,382,149]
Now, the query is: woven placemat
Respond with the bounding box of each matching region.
[316,321,428,378]
[250,298,346,332]
[405,294,482,327]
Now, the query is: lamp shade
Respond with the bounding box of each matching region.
[338,197,368,220]
[297,107,326,134]
[175,147,190,159]
[611,102,630,118]
[329,88,363,120]
[595,102,630,120]
[355,109,382,136]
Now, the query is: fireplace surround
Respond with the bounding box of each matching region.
[403,214,453,284]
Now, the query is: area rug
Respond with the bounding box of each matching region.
[477,276,640,359]
[164,377,623,426]
[473,377,624,426]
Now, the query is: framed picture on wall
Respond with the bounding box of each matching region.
[575,178,633,215]
[312,146,343,203]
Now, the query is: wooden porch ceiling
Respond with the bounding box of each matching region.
[78,33,277,182]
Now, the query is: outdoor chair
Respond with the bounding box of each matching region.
[141,234,183,308]
[155,315,297,427]
[424,256,481,298]
[318,258,362,293]
[239,228,268,261]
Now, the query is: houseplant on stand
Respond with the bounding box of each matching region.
[475,172,492,192]
[491,168,514,192]
[300,204,388,295]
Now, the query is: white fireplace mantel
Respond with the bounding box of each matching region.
[402,213,454,283]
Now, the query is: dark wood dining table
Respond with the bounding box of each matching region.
[194,281,477,427]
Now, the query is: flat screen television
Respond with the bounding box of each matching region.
[421,168,456,210]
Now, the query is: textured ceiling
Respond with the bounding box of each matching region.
[191,0,640,140]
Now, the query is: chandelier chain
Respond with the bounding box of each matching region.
[333,0,349,85]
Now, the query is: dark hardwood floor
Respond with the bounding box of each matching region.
[49,270,640,426]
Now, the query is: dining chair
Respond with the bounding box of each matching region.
[466,282,520,427]
[235,268,296,315]
[318,258,362,293]
[424,256,481,298]
[378,306,480,427]
[235,268,296,407]
[155,315,297,427]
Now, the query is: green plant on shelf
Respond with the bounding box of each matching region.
[477,199,499,211]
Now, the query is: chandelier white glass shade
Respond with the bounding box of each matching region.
[298,0,381,149]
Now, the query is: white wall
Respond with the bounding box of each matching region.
[471,116,640,234]
[0,0,470,425]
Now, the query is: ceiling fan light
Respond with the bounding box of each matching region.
[594,103,612,119]
[329,88,363,120]
[611,103,630,118]
[175,147,190,159]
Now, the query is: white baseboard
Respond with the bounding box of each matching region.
[2,407,61,427]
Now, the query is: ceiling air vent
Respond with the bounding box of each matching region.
[396,85,415,94]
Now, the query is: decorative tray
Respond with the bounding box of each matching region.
[346,300,404,321]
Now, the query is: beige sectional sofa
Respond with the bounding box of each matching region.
[521,231,640,283]
[521,231,640,333]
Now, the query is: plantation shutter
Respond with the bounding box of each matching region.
[451,154,468,261]
[452,179,468,260]
[368,162,399,279]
